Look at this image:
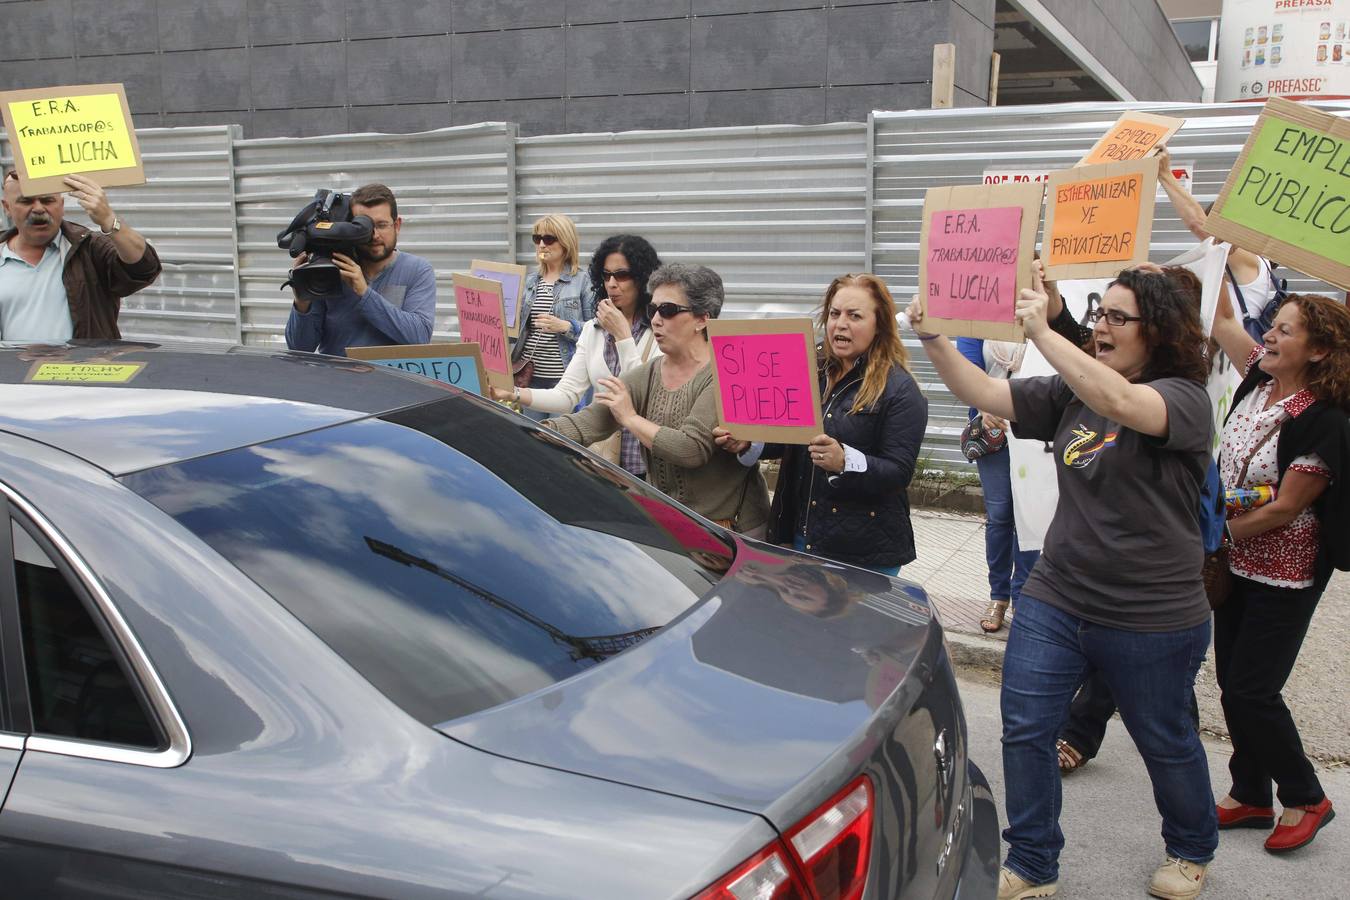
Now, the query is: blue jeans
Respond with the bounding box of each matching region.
[1000,595,1216,885]
[792,533,900,577]
[974,447,1040,602]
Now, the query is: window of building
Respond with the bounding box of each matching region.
[12,520,161,749]
[1172,17,1220,63]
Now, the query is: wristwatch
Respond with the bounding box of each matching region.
[100,216,122,235]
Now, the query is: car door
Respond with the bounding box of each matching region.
[0,499,27,805]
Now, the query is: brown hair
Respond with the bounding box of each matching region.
[818,274,910,415]
[1108,268,1208,384]
[1285,294,1350,410]
[351,183,397,220]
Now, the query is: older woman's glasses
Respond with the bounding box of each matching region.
[1086,308,1143,327]
[648,301,693,319]
[531,234,559,246]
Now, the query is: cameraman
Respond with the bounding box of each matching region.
[285,183,436,355]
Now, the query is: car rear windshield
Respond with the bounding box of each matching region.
[123,395,734,725]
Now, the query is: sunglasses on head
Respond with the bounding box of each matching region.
[531,233,559,246]
[601,269,633,282]
[648,301,693,320]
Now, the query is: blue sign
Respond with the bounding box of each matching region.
[368,355,483,395]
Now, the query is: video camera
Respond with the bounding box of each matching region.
[277,189,374,302]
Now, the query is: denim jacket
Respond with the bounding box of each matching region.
[511,269,598,369]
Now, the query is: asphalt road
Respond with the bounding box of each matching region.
[958,674,1350,899]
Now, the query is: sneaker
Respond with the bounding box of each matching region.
[998,865,1058,900]
[1148,856,1207,899]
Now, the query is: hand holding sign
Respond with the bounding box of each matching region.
[1014,266,1051,340]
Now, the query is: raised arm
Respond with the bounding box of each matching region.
[1157,147,1263,283]
[1212,278,1261,377]
[904,295,1016,421]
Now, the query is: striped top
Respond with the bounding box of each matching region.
[520,280,565,379]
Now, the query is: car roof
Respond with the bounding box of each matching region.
[0,341,462,476]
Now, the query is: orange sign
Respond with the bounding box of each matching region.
[1078,112,1184,166]
[1042,158,1157,280]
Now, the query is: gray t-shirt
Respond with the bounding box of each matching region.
[1010,374,1212,632]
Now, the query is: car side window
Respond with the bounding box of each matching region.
[11,519,160,749]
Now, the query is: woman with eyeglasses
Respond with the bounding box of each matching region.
[909,267,1218,900]
[508,215,597,421]
[494,234,662,478]
[543,263,769,536]
[713,274,927,577]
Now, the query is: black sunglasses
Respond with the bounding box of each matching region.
[601,269,633,282]
[1087,308,1143,327]
[531,233,559,246]
[648,301,693,319]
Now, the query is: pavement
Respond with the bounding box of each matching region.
[958,674,1350,899]
[910,508,1350,764]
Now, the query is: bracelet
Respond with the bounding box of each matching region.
[513,386,521,402]
[916,332,941,341]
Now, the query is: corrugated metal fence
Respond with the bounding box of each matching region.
[4,101,1349,463]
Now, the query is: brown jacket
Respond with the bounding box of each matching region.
[1,221,162,340]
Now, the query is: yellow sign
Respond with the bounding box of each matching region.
[0,83,145,195]
[26,362,145,384]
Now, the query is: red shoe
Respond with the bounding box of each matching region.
[1217,801,1275,830]
[1265,797,1335,853]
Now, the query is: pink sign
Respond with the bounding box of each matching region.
[711,332,815,428]
[454,283,508,375]
[631,495,734,557]
[925,205,1023,323]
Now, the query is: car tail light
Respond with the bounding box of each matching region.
[692,776,874,900]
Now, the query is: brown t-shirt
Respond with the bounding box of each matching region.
[1010,374,1212,632]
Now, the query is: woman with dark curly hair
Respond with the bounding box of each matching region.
[495,235,662,477]
[1206,290,1350,855]
[909,266,1218,900]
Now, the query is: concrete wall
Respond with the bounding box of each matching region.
[0,0,995,137]
[1036,0,1203,102]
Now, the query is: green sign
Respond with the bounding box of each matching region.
[1216,113,1350,263]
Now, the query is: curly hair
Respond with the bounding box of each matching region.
[1285,294,1350,410]
[1107,267,1208,384]
[587,234,662,325]
[818,273,911,414]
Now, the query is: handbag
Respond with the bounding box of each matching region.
[960,416,1007,461]
[512,358,534,389]
[1205,423,1281,610]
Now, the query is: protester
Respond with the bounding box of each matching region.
[509,214,598,421]
[1157,147,1281,338]
[1052,265,1205,774]
[909,267,1218,900]
[1,169,161,341]
[715,274,926,576]
[285,183,435,356]
[495,234,661,475]
[543,263,768,534]
[957,334,1039,631]
[1206,288,1350,853]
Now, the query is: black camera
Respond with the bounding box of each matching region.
[277,189,374,302]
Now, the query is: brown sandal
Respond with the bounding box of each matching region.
[980,600,1009,633]
[1057,739,1086,774]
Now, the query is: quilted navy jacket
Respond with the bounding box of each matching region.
[764,355,928,569]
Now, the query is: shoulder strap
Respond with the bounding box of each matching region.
[1225,265,1252,319]
[639,328,655,363]
[1233,420,1283,488]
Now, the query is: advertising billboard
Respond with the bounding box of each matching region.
[1216,0,1350,102]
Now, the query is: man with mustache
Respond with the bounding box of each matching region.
[1,169,160,341]
[285,182,436,356]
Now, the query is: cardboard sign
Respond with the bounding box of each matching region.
[452,273,512,390]
[1078,112,1184,166]
[706,318,823,444]
[346,342,489,396]
[469,259,529,337]
[918,182,1042,342]
[0,83,145,195]
[1042,158,1157,280]
[1204,97,1350,291]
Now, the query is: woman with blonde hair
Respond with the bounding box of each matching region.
[716,273,928,575]
[510,214,597,420]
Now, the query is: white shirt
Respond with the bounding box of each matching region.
[526,319,661,414]
[0,232,73,342]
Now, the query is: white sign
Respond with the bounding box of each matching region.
[981,165,1193,198]
[1216,0,1350,102]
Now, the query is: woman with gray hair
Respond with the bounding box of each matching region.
[543,263,769,536]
